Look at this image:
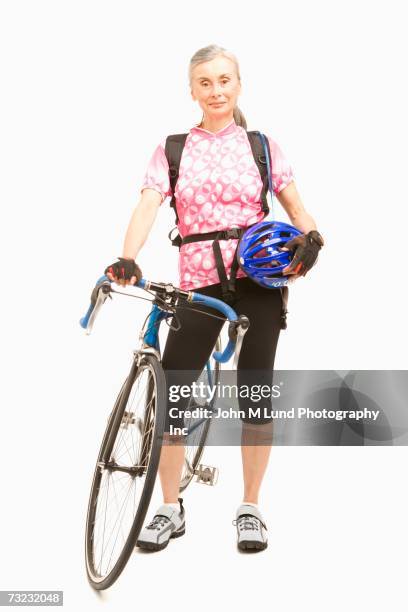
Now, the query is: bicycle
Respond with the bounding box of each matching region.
[79,275,249,590]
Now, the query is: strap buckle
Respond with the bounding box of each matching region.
[230,228,241,240]
[168,226,182,248]
[222,227,241,240]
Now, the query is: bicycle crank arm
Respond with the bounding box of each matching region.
[194,464,219,486]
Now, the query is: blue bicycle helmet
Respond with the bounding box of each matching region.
[237,221,303,288]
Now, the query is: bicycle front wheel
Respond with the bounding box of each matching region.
[85,353,166,590]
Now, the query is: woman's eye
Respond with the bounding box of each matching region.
[201,80,229,87]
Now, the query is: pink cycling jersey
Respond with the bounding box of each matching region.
[140,119,294,291]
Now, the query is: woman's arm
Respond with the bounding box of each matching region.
[276,181,323,278]
[105,188,162,285]
[275,181,317,234]
[121,188,162,260]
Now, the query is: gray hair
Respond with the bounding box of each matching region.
[188,44,247,130]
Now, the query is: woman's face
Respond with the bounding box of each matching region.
[190,56,241,121]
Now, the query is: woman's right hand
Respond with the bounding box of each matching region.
[104,257,143,286]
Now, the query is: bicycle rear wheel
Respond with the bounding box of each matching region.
[179,336,221,492]
[85,353,166,590]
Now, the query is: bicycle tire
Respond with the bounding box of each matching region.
[85,353,166,590]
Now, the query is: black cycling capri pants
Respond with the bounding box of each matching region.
[161,276,283,432]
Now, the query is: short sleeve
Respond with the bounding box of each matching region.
[266,135,295,194]
[140,138,172,204]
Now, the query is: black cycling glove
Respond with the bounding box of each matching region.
[104,257,143,284]
[282,230,324,276]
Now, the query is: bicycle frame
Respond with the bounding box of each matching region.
[139,303,170,357]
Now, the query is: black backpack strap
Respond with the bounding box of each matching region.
[246,131,271,217]
[227,251,240,304]
[280,285,289,330]
[212,239,230,300]
[164,133,189,226]
[212,237,242,306]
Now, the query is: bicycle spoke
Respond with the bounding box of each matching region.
[97,478,135,575]
[93,474,133,538]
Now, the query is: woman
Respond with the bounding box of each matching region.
[105,44,324,552]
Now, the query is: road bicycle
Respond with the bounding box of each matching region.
[79,275,249,590]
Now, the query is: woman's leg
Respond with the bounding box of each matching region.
[157,435,186,504]
[240,423,274,504]
[158,283,224,503]
[233,279,282,504]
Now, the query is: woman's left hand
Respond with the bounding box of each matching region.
[281,230,324,278]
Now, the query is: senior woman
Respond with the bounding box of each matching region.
[105,44,324,552]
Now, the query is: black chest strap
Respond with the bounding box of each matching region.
[180,227,252,306]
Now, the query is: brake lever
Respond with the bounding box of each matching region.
[86,280,112,335]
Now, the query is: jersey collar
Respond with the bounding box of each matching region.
[190,118,239,137]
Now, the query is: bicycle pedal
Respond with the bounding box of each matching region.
[194,464,219,486]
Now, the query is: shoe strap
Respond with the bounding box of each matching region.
[236,505,267,529]
[154,498,184,521]
[154,505,178,520]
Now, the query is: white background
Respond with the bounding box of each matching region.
[1,0,407,610]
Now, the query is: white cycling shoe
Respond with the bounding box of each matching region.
[136,498,185,551]
[233,504,268,551]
